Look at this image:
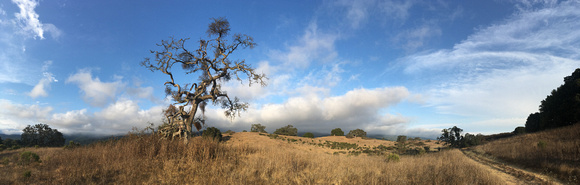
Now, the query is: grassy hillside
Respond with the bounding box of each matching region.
[474,123,580,184]
[1,132,514,184]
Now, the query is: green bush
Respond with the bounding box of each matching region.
[63,141,81,150]
[274,125,298,136]
[22,170,32,178]
[202,127,223,142]
[225,130,235,134]
[20,151,40,165]
[302,132,314,138]
[537,140,547,149]
[331,128,344,136]
[385,153,400,162]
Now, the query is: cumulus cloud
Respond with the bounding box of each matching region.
[398,1,580,131]
[202,86,414,136]
[66,69,124,107]
[46,99,164,135]
[0,99,53,134]
[0,98,165,135]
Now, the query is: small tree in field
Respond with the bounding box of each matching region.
[302,132,314,138]
[346,129,366,138]
[274,125,298,136]
[330,128,344,136]
[438,126,463,148]
[251,123,267,133]
[142,17,266,142]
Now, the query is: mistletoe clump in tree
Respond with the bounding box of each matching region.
[141,17,266,141]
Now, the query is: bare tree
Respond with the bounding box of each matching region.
[141,17,266,142]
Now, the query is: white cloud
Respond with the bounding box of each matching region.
[0,99,53,134]
[203,86,412,136]
[12,0,44,39]
[394,21,442,51]
[379,0,416,21]
[47,99,164,135]
[28,61,58,98]
[399,1,580,129]
[66,69,124,107]
[0,98,165,135]
[269,21,339,69]
[335,0,374,29]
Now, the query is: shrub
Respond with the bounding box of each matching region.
[22,170,32,178]
[242,130,247,132]
[385,153,400,162]
[331,128,344,136]
[302,132,314,138]
[63,141,81,150]
[225,130,235,135]
[537,140,547,149]
[274,125,298,136]
[346,129,366,138]
[20,151,40,165]
[251,124,267,133]
[202,127,223,142]
[513,126,526,135]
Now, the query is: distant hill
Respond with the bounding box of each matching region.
[0,134,20,140]
[0,133,120,146]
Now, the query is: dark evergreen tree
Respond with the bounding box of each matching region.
[525,68,580,132]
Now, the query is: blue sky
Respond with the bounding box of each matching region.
[0,0,578,138]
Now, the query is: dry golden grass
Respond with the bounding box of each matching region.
[474,123,580,183]
[0,132,507,184]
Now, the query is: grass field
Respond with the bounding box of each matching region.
[0,131,513,184]
[474,123,580,184]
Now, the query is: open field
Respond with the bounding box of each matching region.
[0,131,565,184]
[474,123,580,184]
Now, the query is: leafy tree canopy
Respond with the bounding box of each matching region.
[346,129,366,138]
[21,123,65,147]
[274,125,297,136]
[251,123,267,133]
[330,128,344,136]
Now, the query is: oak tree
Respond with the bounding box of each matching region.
[142,17,266,141]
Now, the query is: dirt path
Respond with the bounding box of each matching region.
[461,149,562,185]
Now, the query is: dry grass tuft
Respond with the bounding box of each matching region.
[475,123,580,183]
[0,133,508,184]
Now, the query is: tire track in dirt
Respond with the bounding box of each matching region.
[461,149,562,185]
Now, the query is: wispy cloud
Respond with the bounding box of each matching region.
[0,0,61,85]
[11,0,61,39]
[28,61,58,98]
[398,1,580,131]
[269,21,339,69]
